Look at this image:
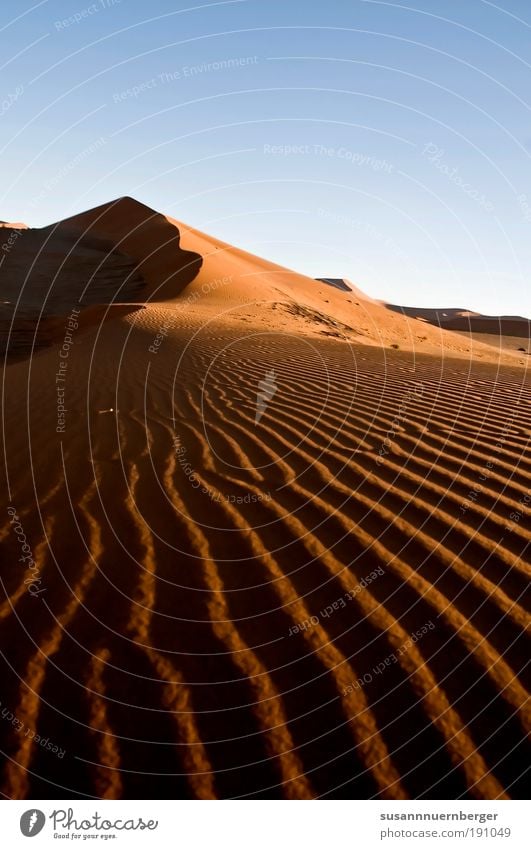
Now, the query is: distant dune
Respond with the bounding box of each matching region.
[315,277,353,292]
[0,220,28,229]
[384,302,531,356]
[1,197,529,800]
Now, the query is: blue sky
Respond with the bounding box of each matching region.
[2,0,531,316]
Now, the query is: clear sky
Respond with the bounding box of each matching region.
[2,0,530,316]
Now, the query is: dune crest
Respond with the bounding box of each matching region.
[59,197,202,298]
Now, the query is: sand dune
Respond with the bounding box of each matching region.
[385,303,531,358]
[384,303,530,335]
[0,198,529,800]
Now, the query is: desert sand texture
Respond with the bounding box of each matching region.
[1,198,529,800]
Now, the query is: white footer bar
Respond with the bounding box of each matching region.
[2,800,527,847]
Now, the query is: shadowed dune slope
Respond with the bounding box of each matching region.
[59,197,202,299]
[0,198,202,359]
[0,225,146,358]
